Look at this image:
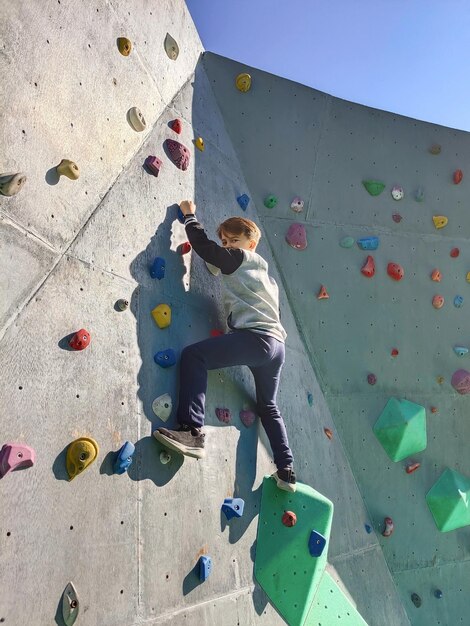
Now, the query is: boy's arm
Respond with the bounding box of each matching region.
[184,215,243,274]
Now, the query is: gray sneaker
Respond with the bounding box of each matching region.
[153,425,205,459]
[272,467,297,493]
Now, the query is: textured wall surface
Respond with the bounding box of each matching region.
[204,52,470,626]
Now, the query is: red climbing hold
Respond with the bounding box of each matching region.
[382,516,394,537]
[165,139,190,171]
[239,409,256,428]
[282,511,297,527]
[450,247,460,258]
[215,407,231,423]
[317,285,329,300]
[453,169,463,184]
[171,118,182,134]
[210,329,224,337]
[387,262,404,281]
[430,406,438,413]
[69,329,91,351]
[406,462,421,474]
[392,214,402,223]
[391,348,399,357]
[323,427,333,440]
[361,255,375,278]
[178,241,191,255]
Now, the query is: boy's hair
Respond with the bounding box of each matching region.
[217,217,261,244]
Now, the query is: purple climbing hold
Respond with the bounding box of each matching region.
[367,373,377,386]
[0,443,36,478]
[286,223,307,250]
[165,139,190,171]
[144,155,162,176]
[216,407,231,423]
[451,369,470,395]
[392,214,402,223]
[239,409,256,428]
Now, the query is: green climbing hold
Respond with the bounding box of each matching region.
[340,236,355,248]
[254,476,333,626]
[373,397,427,462]
[362,180,385,196]
[264,195,278,209]
[426,468,470,532]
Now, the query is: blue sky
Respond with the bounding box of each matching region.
[185,0,470,132]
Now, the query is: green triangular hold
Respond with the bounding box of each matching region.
[304,571,368,625]
[255,476,333,626]
[426,468,470,532]
[373,397,427,462]
[362,180,385,196]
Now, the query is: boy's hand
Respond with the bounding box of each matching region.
[180,200,196,215]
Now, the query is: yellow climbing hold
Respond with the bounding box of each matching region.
[235,73,252,92]
[466,271,470,283]
[432,215,448,229]
[194,137,205,152]
[56,159,80,180]
[152,303,171,329]
[117,37,132,56]
[66,437,99,481]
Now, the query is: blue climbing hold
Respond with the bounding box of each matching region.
[177,207,185,224]
[434,589,443,599]
[364,524,372,534]
[308,530,326,557]
[198,555,212,582]
[307,392,313,406]
[154,348,176,368]
[454,295,464,308]
[237,194,250,211]
[150,257,165,280]
[221,497,245,520]
[357,236,379,251]
[114,441,135,475]
[454,346,469,357]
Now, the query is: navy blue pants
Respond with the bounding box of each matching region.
[177,329,294,470]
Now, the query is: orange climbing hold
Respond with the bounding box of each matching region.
[406,462,421,474]
[323,428,333,440]
[361,255,375,278]
[453,169,463,184]
[317,285,329,300]
[430,406,438,413]
[431,269,442,282]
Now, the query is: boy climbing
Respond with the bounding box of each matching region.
[154,200,296,492]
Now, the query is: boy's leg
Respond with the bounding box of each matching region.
[248,336,295,490]
[154,330,271,457]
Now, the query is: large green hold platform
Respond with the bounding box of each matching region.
[426,467,470,532]
[373,397,427,462]
[254,476,334,626]
[304,571,368,625]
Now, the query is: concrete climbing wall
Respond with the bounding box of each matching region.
[205,52,470,626]
[0,3,410,626]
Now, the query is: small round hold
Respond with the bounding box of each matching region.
[340,236,355,248]
[429,144,441,155]
[160,451,171,465]
[117,299,129,311]
[282,511,297,527]
[391,348,399,357]
[432,295,444,309]
[235,73,251,92]
[453,169,463,184]
[411,593,422,608]
[430,406,438,413]
[56,160,80,180]
[382,516,394,537]
[450,247,460,258]
[0,172,27,196]
[367,373,377,385]
[290,197,304,213]
[454,295,464,308]
[431,269,441,282]
[117,37,132,56]
[387,262,404,281]
[392,213,402,223]
[364,524,372,534]
[164,33,179,60]
[128,107,146,132]
[434,589,443,599]
[436,376,444,384]
[264,195,277,209]
[194,137,205,152]
[391,185,404,200]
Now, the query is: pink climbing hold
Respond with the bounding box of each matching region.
[239,409,256,428]
[69,329,91,351]
[285,223,307,250]
[450,247,460,258]
[391,348,399,357]
[361,255,375,278]
[367,373,377,386]
[392,214,402,223]
[406,462,421,474]
[171,118,182,134]
[317,285,329,300]
[165,139,190,171]
[387,262,404,281]
[451,369,470,395]
[0,443,36,478]
[432,295,444,309]
[215,407,231,423]
[382,516,394,537]
[453,169,463,184]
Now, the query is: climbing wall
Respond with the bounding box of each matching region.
[204,52,470,626]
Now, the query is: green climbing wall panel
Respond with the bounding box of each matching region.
[373,397,427,462]
[255,476,334,626]
[426,467,470,532]
[304,571,368,625]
